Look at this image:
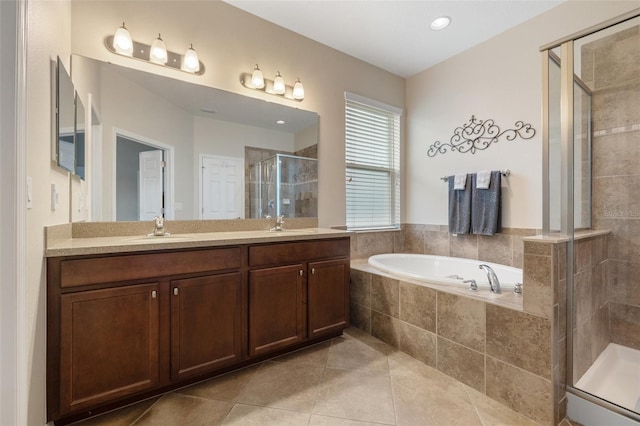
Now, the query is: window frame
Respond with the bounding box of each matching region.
[344,92,402,231]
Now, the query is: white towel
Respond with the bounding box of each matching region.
[476,170,491,189]
[454,174,467,190]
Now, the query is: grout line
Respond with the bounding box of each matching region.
[129,395,163,426]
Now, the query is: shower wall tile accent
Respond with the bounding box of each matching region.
[350,262,555,424]
[586,23,640,358]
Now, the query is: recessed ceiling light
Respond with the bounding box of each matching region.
[430,16,451,31]
[276,120,286,125]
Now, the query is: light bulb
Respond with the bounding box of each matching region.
[430,16,451,30]
[150,33,168,65]
[251,64,264,89]
[182,44,200,73]
[113,22,133,56]
[273,71,285,95]
[292,78,304,100]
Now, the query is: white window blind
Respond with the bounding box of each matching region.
[345,93,401,230]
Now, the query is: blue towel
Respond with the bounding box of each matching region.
[471,171,502,235]
[448,175,471,234]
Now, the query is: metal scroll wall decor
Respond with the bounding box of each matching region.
[427,115,536,157]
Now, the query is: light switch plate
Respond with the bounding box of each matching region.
[27,176,33,209]
[51,183,59,211]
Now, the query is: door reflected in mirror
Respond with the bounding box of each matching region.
[71,55,319,222]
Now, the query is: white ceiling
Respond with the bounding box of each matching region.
[224,0,564,78]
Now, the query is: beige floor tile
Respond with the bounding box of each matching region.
[462,384,542,426]
[309,414,392,425]
[391,374,482,426]
[132,393,232,426]
[342,326,389,346]
[72,397,159,426]
[221,404,310,425]
[327,333,389,373]
[270,340,332,368]
[312,368,395,424]
[175,364,260,402]
[237,361,324,412]
[387,349,457,387]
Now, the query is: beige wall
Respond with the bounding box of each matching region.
[70,0,406,229]
[405,0,639,229]
[26,1,72,424]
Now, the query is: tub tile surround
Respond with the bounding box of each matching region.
[349,229,616,425]
[349,224,538,268]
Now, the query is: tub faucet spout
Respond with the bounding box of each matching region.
[479,264,501,294]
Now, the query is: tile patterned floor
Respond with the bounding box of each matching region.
[74,327,542,426]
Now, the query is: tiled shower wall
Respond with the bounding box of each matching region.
[350,224,537,267]
[586,25,640,352]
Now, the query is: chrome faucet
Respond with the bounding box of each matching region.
[149,216,169,236]
[479,264,501,294]
[270,215,285,232]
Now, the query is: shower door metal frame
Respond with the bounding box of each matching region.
[540,7,640,423]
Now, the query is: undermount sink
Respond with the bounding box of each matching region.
[127,234,196,243]
[268,228,318,234]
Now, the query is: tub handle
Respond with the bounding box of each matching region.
[463,279,478,291]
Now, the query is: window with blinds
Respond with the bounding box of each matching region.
[345,93,401,230]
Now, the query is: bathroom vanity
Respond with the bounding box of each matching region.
[45,227,350,424]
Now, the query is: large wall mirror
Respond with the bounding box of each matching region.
[56,57,75,174]
[71,55,319,222]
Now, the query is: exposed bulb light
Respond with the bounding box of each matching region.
[273,71,286,95]
[113,22,133,56]
[149,33,168,64]
[276,120,286,125]
[181,44,200,73]
[430,16,451,31]
[292,78,305,100]
[251,64,264,89]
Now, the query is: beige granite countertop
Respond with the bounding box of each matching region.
[45,223,350,257]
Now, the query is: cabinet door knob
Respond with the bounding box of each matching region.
[151,290,157,299]
[173,288,179,296]
[311,268,315,275]
[299,270,304,276]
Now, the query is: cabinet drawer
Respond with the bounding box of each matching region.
[60,247,241,288]
[249,238,349,267]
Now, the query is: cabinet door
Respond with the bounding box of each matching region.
[60,283,159,414]
[308,258,350,338]
[249,264,305,356]
[170,272,243,381]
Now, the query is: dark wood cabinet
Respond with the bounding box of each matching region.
[308,258,350,338]
[248,264,306,356]
[47,237,349,424]
[59,283,160,414]
[170,272,243,380]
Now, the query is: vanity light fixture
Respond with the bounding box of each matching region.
[149,33,168,65]
[182,44,200,73]
[273,71,286,95]
[241,66,305,102]
[251,65,265,89]
[430,16,451,30]
[113,22,133,56]
[292,78,305,100]
[106,24,205,75]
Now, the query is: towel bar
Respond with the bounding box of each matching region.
[440,169,510,182]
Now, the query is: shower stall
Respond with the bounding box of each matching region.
[248,153,318,219]
[542,10,640,424]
